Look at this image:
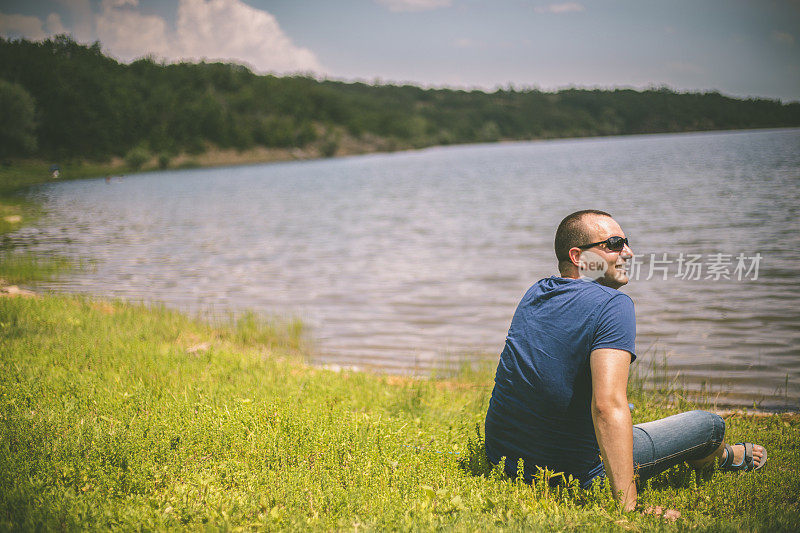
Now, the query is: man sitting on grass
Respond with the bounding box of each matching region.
[484,209,766,511]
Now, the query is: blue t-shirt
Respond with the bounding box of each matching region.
[484,276,636,487]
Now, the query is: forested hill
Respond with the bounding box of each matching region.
[2,35,799,162]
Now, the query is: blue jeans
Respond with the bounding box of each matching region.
[589,410,725,488]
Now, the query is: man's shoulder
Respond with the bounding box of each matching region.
[530,276,630,303]
[589,282,632,303]
[582,283,634,316]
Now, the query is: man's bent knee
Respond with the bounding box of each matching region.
[689,410,725,459]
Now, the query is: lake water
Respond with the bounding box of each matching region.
[7,129,800,410]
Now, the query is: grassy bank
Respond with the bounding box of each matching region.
[1,129,398,190]
[1,289,799,531]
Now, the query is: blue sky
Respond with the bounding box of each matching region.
[1,0,798,101]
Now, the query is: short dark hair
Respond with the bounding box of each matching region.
[554,209,613,269]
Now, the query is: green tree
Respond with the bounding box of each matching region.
[125,145,150,170]
[1,36,798,162]
[0,79,37,159]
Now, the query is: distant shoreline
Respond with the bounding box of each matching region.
[6,125,800,190]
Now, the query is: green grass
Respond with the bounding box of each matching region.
[0,291,798,531]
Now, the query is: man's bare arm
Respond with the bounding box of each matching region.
[590,348,636,511]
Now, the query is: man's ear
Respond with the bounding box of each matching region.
[568,247,584,268]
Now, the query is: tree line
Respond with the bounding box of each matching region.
[1,35,799,162]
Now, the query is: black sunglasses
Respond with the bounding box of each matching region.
[576,236,629,252]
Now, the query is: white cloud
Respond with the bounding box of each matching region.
[376,0,452,13]
[534,3,585,14]
[95,0,172,60]
[0,13,48,40]
[772,30,795,45]
[1,0,322,75]
[173,0,321,73]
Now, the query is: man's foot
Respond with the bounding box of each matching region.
[719,442,767,471]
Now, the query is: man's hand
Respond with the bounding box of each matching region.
[590,348,636,511]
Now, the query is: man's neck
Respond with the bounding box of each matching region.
[558,268,580,280]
